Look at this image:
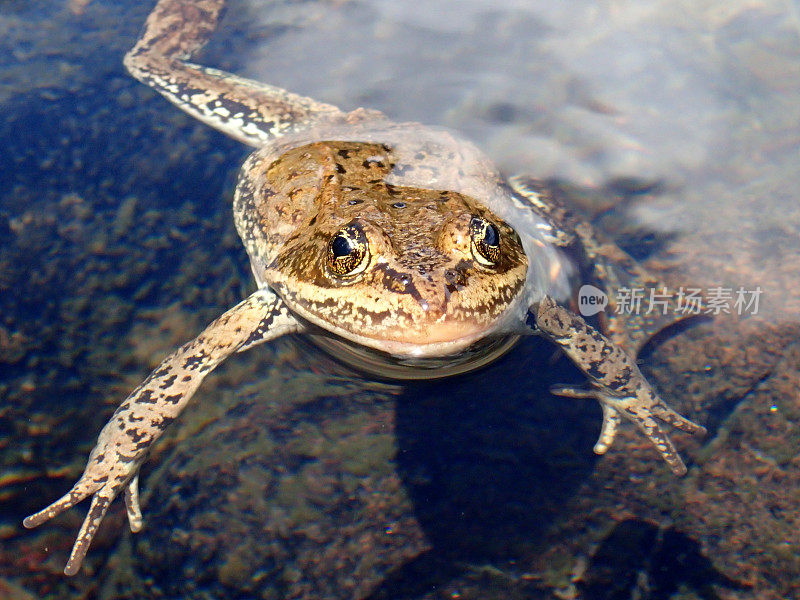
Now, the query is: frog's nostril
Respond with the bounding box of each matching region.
[417,297,447,318]
[444,268,466,290]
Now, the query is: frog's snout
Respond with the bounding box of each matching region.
[415,283,450,318]
[415,294,446,318]
[381,265,452,318]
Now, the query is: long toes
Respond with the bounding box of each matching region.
[594,404,622,455]
[550,385,597,399]
[23,487,92,529]
[124,474,143,533]
[64,492,112,576]
[651,402,707,436]
[627,408,687,476]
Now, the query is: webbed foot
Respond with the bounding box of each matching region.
[535,296,706,475]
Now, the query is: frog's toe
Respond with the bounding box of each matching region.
[23,474,128,575]
[124,474,143,533]
[23,478,99,530]
[62,489,114,575]
[550,383,701,475]
[594,404,623,455]
[649,401,707,436]
[551,385,622,455]
[620,403,686,475]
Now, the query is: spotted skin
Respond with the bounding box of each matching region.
[24,289,300,574]
[123,0,369,146]
[534,297,706,475]
[24,0,707,576]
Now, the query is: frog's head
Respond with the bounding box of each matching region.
[243,140,529,358]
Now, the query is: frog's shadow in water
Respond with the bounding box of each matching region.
[578,518,747,600]
[368,334,599,598]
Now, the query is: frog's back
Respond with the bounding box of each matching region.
[235,119,575,315]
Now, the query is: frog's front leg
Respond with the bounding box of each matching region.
[23,288,300,575]
[123,0,357,146]
[532,296,706,475]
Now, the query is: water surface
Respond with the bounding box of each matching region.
[1,1,799,598]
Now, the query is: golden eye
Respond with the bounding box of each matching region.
[469,216,501,267]
[327,223,369,277]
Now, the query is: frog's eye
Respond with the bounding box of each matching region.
[469,216,501,267]
[327,223,370,277]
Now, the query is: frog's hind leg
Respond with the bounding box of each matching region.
[124,0,354,146]
[509,175,698,355]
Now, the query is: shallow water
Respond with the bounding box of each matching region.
[1,1,799,598]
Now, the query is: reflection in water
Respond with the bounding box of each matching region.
[1,0,799,598]
[229,0,800,321]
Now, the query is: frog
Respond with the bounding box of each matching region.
[23,0,706,576]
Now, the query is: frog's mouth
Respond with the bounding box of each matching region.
[281,286,527,361]
[293,303,493,357]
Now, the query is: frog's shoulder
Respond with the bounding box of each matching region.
[508,175,700,354]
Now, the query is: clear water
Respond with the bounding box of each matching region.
[1,0,799,598]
